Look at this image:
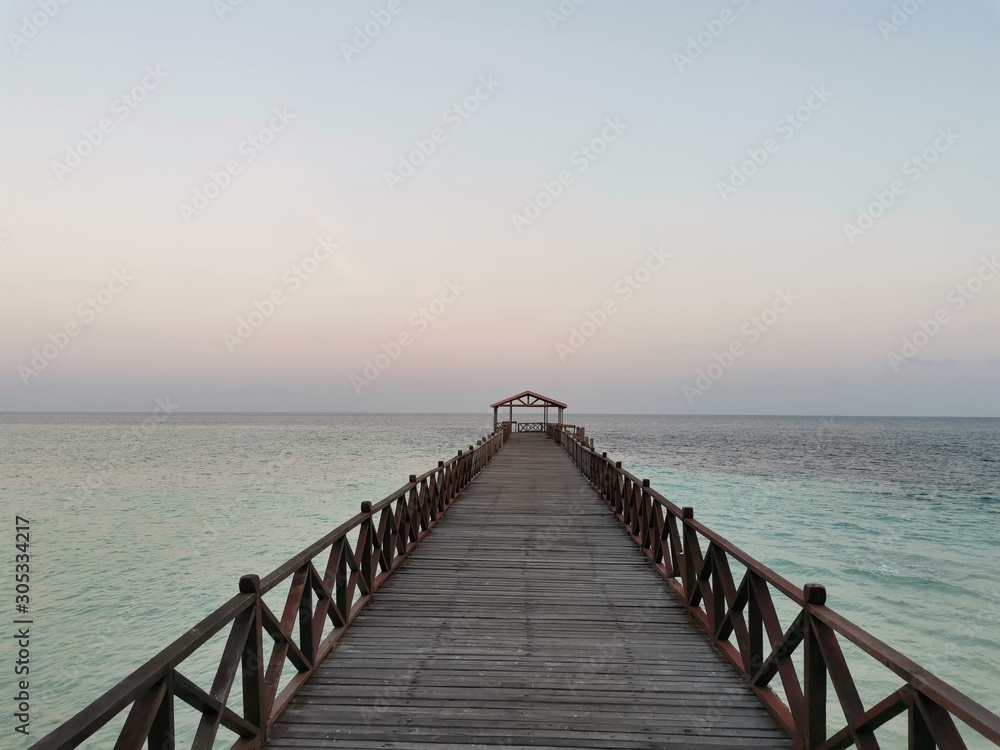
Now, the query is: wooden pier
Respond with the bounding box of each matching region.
[30,395,1000,750]
[266,432,788,748]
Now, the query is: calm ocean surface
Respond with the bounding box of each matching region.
[1,414,997,748]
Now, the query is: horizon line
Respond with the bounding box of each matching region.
[1,411,997,419]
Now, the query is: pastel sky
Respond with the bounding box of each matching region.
[1,0,998,416]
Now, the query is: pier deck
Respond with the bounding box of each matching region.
[266,434,790,748]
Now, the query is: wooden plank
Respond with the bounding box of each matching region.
[266,433,791,748]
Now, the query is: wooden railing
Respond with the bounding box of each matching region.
[30,425,511,750]
[547,424,1000,750]
[497,421,551,433]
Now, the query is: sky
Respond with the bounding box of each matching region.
[1,0,998,416]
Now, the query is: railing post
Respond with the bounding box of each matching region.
[614,462,623,513]
[908,695,935,750]
[711,545,725,635]
[148,671,176,750]
[443,457,454,506]
[435,461,445,518]
[335,532,348,620]
[748,573,764,678]
[641,479,652,554]
[299,564,315,664]
[681,507,696,600]
[361,501,374,594]
[239,574,266,744]
[803,583,827,749]
[408,475,419,541]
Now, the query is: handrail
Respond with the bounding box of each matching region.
[546,423,1000,750]
[30,424,512,750]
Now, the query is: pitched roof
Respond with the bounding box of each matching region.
[490,390,568,409]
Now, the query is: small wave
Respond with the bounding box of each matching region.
[842,567,982,602]
[839,561,907,578]
[843,564,933,583]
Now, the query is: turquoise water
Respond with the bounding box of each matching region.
[0,414,997,748]
[594,415,1000,748]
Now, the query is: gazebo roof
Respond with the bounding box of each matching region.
[490,390,568,409]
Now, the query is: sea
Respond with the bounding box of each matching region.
[0,413,997,749]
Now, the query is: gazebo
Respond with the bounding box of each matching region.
[490,390,567,432]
